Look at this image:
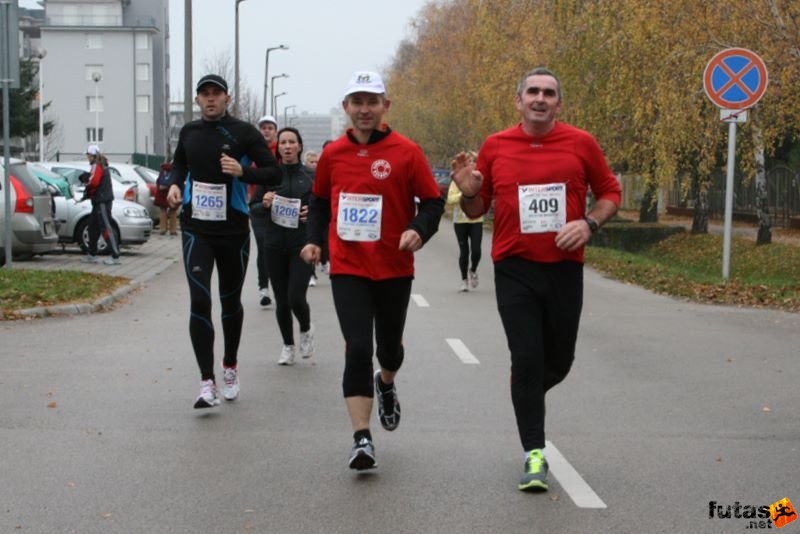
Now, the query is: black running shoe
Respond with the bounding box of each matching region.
[260,295,272,307]
[348,437,377,470]
[374,370,401,431]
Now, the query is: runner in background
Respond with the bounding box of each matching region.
[256,127,316,366]
[250,115,280,307]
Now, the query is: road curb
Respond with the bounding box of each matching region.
[16,280,145,319]
[14,256,177,319]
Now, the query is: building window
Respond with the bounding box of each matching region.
[87,96,104,112]
[86,33,103,49]
[85,65,103,81]
[135,33,150,50]
[136,63,150,81]
[86,128,104,143]
[137,96,150,113]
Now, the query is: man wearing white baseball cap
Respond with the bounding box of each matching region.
[249,114,280,307]
[301,71,444,471]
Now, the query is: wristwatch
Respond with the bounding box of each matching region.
[584,215,599,233]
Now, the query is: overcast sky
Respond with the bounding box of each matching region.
[21,0,430,116]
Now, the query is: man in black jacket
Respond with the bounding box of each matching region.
[167,74,282,409]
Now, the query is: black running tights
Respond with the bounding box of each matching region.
[266,246,312,346]
[331,275,412,398]
[494,257,583,451]
[181,231,249,381]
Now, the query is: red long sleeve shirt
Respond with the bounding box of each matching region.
[476,122,621,264]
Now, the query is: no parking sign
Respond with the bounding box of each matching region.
[702,48,769,280]
[703,48,768,122]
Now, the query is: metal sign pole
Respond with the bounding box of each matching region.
[2,0,18,267]
[722,121,737,280]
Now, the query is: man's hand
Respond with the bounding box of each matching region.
[167,184,182,209]
[398,229,423,252]
[451,152,483,198]
[220,154,243,177]
[554,219,592,252]
[262,191,276,208]
[300,244,321,264]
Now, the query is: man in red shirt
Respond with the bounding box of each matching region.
[453,67,621,492]
[302,71,444,471]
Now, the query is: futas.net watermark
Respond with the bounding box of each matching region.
[708,498,797,529]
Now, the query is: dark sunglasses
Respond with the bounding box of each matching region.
[526,87,558,98]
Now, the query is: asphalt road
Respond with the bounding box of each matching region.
[2,221,798,533]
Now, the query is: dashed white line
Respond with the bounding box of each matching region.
[545,441,607,509]
[411,293,429,307]
[445,338,480,364]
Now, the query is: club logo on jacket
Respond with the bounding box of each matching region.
[371,159,391,180]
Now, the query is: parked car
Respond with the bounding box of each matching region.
[35,161,138,205]
[55,194,152,254]
[28,163,72,199]
[432,168,452,198]
[0,158,59,263]
[101,162,160,222]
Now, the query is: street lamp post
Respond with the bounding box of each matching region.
[272,92,286,122]
[270,73,288,116]
[36,48,46,161]
[92,72,102,144]
[283,104,296,127]
[263,44,288,116]
[233,0,247,116]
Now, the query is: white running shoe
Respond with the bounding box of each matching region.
[81,254,99,263]
[103,257,121,266]
[299,324,315,359]
[222,366,240,401]
[459,279,469,292]
[469,270,479,289]
[193,379,221,409]
[278,345,296,366]
[308,276,317,287]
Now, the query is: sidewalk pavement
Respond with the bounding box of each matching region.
[10,233,182,318]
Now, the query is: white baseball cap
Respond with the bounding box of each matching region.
[343,71,386,98]
[257,115,277,127]
[86,144,101,156]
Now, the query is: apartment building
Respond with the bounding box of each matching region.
[19,0,169,161]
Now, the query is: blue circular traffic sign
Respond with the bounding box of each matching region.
[703,48,768,109]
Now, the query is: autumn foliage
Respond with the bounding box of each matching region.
[385,0,800,184]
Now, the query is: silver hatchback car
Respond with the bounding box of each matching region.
[1,158,59,263]
[29,164,153,254]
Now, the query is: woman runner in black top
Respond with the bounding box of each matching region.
[255,127,315,365]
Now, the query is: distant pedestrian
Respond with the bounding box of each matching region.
[80,145,121,265]
[154,161,179,236]
[446,151,483,292]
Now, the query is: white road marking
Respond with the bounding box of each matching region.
[545,441,607,509]
[445,338,480,364]
[411,293,429,307]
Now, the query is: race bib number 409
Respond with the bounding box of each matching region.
[192,182,227,221]
[518,183,566,233]
[337,192,382,242]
